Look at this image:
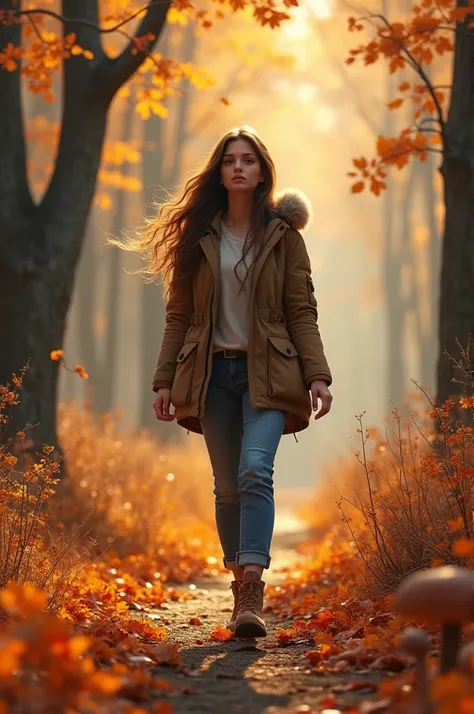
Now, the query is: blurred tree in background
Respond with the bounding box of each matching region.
[347,0,474,405]
[0,0,296,458]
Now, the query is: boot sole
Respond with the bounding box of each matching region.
[234,619,267,638]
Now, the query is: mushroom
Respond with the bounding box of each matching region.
[398,627,431,714]
[395,565,474,673]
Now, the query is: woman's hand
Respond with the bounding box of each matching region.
[310,380,333,420]
[153,388,175,422]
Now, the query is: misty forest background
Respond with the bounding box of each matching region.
[19,0,443,488]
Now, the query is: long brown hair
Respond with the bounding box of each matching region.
[112,126,277,294]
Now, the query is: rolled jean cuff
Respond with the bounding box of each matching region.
[236,550,271,569]
[223,556,237,569]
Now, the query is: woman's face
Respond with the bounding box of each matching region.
[220,138,264,194]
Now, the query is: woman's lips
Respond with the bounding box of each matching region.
[232,176,245,182]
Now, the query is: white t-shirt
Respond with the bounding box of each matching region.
[213,220,254,351]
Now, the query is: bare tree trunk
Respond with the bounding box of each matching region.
[0,0,170,457]
[437,5,474,404]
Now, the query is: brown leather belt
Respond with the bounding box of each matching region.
[214,349,247,359]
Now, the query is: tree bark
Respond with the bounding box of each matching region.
[437,3,474,403]
[0,0,171,454]
[77,211,99,397]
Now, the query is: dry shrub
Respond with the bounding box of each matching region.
[306,385,474,596]
[0,370,90,614]
[55,403,220,580]
[303,337,474,597]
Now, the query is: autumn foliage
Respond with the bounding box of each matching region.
[0,365,221,712]
[346,0,474,195]
[0,0,298,111]
[265,355,474,711]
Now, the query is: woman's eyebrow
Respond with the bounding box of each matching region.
[223,152,256,158]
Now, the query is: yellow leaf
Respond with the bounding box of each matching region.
[94,193,112,210]
[83,50,94,60]
[136,101,151,120]
[167,6,189,25]
[50,349,64,362]
[71,44,83,56]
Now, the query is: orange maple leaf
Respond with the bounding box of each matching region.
[209,625,232,642]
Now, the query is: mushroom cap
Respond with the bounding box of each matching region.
[398,627,430,659]
[395,565,474,625]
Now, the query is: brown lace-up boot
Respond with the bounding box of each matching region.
[226,580,242,633]
[234,571,267,638]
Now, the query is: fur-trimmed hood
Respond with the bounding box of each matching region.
[273,189,312,231]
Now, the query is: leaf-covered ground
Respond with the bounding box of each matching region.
[146,521,383,714]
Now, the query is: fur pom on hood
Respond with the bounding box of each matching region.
[273,189,312,231]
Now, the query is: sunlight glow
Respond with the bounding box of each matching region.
[314,105,336,133]
[308,0,332,18]
[297,82,318,103]
[282,0,332,40]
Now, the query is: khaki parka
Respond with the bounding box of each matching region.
[152,190,332,436]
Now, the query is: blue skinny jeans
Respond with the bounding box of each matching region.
[200,354,286,570]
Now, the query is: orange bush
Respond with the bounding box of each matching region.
[0,368,89,615]
[55,403,220,582]
[0,367,220,711]
[336,389,474,595]
[266,372,474,711]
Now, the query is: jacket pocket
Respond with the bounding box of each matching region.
[171,342,199,408]
[267,335,300,399]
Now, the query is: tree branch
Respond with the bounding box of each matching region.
[12,2,170,36]
[359,12,448,142]
[62,0,104,62]
[95,0,172,99]
[0,0,33,233]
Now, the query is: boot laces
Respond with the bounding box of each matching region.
[240,581,262,614]
[230,582,241,619]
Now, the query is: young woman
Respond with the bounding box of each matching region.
[128,126,332,639]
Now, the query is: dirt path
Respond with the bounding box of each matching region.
[150,511,380,713]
